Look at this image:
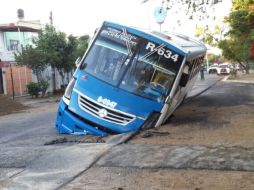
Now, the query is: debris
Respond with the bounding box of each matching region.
[44,136,105,145]
[141,131,170,138]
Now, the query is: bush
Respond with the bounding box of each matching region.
[27,82,40,98]
[39,80,49,96]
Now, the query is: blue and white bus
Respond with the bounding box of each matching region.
[56,21,207,136]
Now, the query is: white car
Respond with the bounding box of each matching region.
[217,64,231,75]
[208,64,219,74]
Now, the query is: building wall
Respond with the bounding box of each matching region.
[3,64,32,96]
[0,32,4,50]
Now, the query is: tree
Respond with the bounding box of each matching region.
[36,25,90,89]
[16,24,90,93]
[195,23,228,46]
[76,35,90,58]
[15,45,46,82]
[219,39,250,67]
[218,0,254,73]
[61,35,78,83]
[142,0,223,22]
[35,25,68,91]
[207,53,225,64]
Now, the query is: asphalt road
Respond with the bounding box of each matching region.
[0,74,225,189]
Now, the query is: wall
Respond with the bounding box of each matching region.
[0,32,4,50]
[3,64,32,96]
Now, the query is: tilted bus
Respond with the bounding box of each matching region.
[56,21,207,136]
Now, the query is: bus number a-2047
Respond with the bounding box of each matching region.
[145,42,179,62]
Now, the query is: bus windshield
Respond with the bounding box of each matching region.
[82,26,184,102]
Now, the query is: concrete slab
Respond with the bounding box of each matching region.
[2,144,112,190]
[106,132,136,145]
[189,146,254,171]
[97,144,254,172]
[97,144,207,169]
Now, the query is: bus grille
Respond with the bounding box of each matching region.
[77,94,135,125]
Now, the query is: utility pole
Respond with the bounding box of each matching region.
[49,10,56,93]
[10,63,15,100]
[49,10,53,26]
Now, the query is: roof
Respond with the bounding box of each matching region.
[150,31,207,56]
[103,21,207,58]
[0,20,41,32]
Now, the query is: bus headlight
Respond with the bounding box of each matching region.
[64,78,76,100]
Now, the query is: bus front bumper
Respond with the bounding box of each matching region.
[56,99,145,136]
[56,99,109,136]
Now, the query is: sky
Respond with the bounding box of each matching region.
[0,0,232,38]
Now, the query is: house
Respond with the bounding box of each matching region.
[0,19,41,96]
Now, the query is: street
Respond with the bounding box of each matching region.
[1,74,254,189]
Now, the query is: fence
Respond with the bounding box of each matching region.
[1,64,32,96]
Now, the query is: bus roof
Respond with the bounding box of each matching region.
[103,21,207,59]
[150,30,207,57]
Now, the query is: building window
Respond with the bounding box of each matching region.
[9,40,20,51]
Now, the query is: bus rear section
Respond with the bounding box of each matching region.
[55,21,206,136]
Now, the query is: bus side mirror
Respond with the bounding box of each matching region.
[179,73,189,87]
[75,57,81,67]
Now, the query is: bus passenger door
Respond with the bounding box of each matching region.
[156,65,189,126]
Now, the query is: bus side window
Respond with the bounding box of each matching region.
[179,73,189,87]
[179,65,189,87]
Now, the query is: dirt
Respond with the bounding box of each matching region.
[63,167,254,190]
[232,72,254,80]
[129,76,254,147]
[0,95,28,116]
[129,103,254,147]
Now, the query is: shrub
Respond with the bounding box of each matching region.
[39,80,49,97]
[27,82,40,98]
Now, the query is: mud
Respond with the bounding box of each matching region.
[0,95,28,116]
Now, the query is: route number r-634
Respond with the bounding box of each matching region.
[145,42,179,62]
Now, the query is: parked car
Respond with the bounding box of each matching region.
[217,63,231,75]
[208,64,219,74]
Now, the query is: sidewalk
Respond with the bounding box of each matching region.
[188,71,254,99]
[223,71,254,84]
